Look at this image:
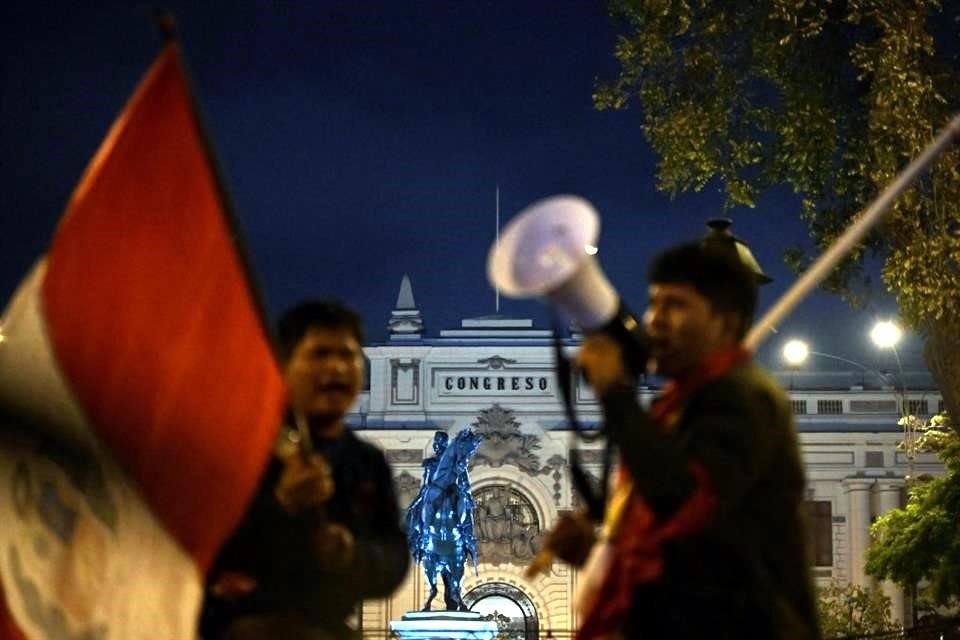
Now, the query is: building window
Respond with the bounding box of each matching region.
[817,400,843,415]
[865,451,884,468]
[805,501,833,567]
[849,399,897,413]
[906,399,929,416]
[791,400,808,415]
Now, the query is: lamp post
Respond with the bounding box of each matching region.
[868,321,917,481]
[869,319,925,629]
[782,335,914,624]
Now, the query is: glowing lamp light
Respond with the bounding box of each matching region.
[870,321,902,349]
[782,339,810,366]
[584,244,598,255]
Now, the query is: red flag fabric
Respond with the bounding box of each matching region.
[41,42,285,577]
[0,43,285,639]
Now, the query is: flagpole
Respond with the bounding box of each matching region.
[153,10,178,42]
[746,111,960,351]
[495,185,501,314]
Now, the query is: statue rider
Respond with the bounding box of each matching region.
[405,431,449,554]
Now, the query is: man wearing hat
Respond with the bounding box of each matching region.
[549,223,820,639]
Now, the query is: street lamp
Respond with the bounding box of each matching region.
[782,339,809,367]
[781,332,916,461]
[869,320,918,482]
[870,320,903,350]
[871,320,922,627]
[780,339,893,388]
[783,334,916,624]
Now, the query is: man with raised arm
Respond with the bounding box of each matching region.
[201,301,408,640]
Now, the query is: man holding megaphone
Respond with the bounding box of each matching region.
[490,198,820,639]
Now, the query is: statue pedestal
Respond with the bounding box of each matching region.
[390,611,498,640]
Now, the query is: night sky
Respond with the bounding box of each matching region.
[0,1,925,374]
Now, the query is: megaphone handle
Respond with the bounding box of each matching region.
[598,302,650,379]
[570,448,605,522]
[551,326,605,516]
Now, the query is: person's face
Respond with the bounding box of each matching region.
[284,326,364,422]
[643,282,737,378]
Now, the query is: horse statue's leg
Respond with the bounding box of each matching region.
[441,567,456,611]
[421,554,438,612]
[442,560,468,611]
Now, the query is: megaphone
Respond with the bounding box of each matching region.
[487,195,649,375]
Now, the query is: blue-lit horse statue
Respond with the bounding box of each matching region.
[405,429,481,611]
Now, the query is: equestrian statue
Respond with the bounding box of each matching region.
[405,429,481,611]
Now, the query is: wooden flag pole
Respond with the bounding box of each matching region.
[746,112,960,351]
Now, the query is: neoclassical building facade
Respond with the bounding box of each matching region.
[350,277,943,638]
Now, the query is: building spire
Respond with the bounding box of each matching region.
[388,274,424,340]
[395,274,417,310]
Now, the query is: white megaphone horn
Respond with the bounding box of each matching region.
[487,195,649,374]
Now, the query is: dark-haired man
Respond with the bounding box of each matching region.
[556,243,820,639]
[200,301,409,640]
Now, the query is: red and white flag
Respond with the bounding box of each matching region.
[0,44,286,639]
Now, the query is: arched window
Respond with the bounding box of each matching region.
[464,582,539,640]
[473,484,542,564]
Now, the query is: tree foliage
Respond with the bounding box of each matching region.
[867,413,960,607]
[595,0,960,422]
[482,610,521,640]
[816,582,897,638]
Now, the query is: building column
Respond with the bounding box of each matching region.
[877,480,906,624]
[844,479,874,587]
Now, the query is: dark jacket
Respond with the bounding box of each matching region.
[602,362,820,639]
[200,428,409,639]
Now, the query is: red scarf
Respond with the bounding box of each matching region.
[577,346,750,640]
